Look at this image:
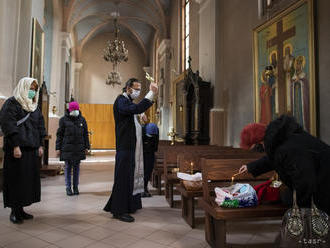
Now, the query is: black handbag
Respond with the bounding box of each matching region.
[279,190,329,247]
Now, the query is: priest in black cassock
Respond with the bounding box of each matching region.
[104,78,158,222]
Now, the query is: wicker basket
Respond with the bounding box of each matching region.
[182,180,203,191]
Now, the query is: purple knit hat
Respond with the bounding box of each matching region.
[68,101,79,112]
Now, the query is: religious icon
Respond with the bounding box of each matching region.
[253,0,316,135]
[30,18,44,87]
[283,43,295,113]
[269,51,279,118]
[260,66,274,124]
[291,55,310,131]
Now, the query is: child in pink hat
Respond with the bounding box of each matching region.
[56,101,90,196]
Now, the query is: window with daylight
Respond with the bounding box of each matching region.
[182,0,190,71]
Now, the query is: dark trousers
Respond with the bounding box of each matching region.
[65,160,80,188]
[143,152,155,188]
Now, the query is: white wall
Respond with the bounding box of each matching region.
[32,0,45,28]
[0,0,46,98]
[0,0,22,97]
[80,32,147,104]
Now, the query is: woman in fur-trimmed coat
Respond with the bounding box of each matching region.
[239,115,330,215]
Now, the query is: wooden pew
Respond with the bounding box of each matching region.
[152,143,218,195]
[177,151,264,228]
[199,158,287,247]
[162,146,234,207]
[151,141,184,194]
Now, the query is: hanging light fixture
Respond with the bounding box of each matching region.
[103,7,128,86]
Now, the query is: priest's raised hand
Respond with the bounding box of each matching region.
[150,82,158,95]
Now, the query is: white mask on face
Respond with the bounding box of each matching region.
[69,110,79,117]
[130,89,140,99]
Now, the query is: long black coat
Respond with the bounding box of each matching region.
[247,115,330,214]
[0,97,45,150]
[56,112,90,161]
[0,97,46,208]
[104,94,153,215]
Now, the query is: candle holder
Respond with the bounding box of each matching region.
[52,106,57,115]
[167,127,178,146]
[190,161,194,175]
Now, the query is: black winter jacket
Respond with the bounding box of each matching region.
[247,115,330,214]
[56,112,90,161]
[0,97,46,151]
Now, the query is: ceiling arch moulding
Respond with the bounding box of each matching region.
[70,15,159,34]
[62,0,76,31]
[70,5,161,34]
[77,19,148,62]
[75,16,104,42]
[67,0,164,34]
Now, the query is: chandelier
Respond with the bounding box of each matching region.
[103,12,128,86]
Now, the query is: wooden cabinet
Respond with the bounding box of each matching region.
[184,60,212,145]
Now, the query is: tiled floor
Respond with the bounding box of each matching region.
[0,155,281,248]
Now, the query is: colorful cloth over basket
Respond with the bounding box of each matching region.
[215,183,258,208]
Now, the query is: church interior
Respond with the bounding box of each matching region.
[0,0,330,247]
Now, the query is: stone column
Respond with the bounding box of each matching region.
[74,62,83,102]
[58,32,72,115]
[156,39,171,140]
[195,0,225,145]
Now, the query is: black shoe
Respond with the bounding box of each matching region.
[10,211,23,224]
[66,187,73,196]
[19,208,33,220]
[141,191,152,198]
[113,213,135,223]
[73,187,79,195]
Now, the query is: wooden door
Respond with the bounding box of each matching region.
[79,104,115,149]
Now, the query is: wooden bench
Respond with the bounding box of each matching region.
[163,146,235,207]
[151,141,184,194]
[177,151,265,228]
[199,158,287,247]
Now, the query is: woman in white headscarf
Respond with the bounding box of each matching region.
[0,77,46,224]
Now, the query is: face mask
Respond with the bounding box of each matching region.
[69,110,79,117]
[28,90,36,99]
[130,89,140,99]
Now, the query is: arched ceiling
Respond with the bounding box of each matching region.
[63,0,171,63]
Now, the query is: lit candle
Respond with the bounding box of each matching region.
[231,176,234,184]
[190,162,194,175]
